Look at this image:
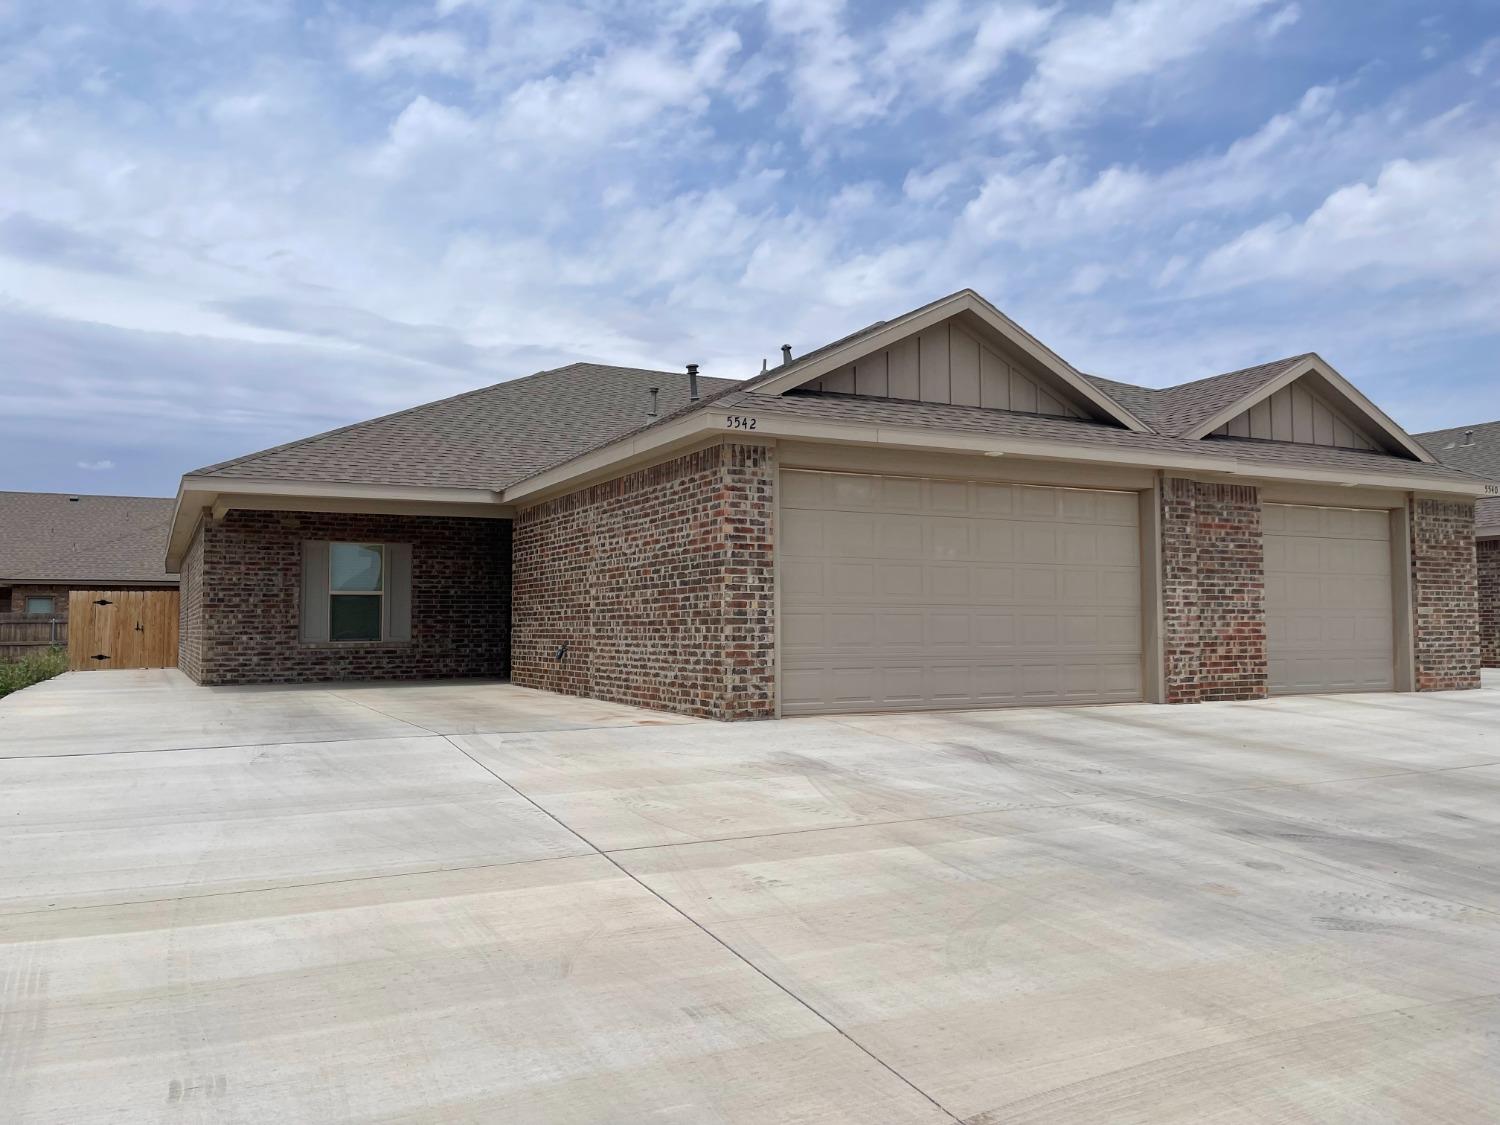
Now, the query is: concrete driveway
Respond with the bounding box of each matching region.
[3,671,1498,1123]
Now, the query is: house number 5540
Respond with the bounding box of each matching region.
[725,415,758,430]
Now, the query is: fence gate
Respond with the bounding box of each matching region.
[67,590,180,671]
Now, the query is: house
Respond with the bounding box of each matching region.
[1414,420,1500,668]
[0,492,178,618]
[165,290,1486,718]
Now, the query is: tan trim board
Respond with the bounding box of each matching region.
[180,475,503,504]
[1390,500,1416,693]
[505,409,1486,510]
[211,494,515,521]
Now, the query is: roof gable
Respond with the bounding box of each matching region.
[1209,377,1383,451]
[1178,355,1433,462]
[744,290,1151,432]
[788,312,1093,421]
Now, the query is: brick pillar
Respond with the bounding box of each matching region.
[512,441,776,721]
[1409,498,1480,690]
[1480,539,1500,670]
[1160,478,1268,703]
[720,442,777,719]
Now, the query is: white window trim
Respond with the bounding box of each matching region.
[25,596,56,615]
[328,542,385,642]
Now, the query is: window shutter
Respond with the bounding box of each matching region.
[386,542,412,642]
[301,541,330,642]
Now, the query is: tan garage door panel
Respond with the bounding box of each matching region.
[780,470,1142,715]
[1264,503,1394,696]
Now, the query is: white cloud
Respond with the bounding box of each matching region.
[1198,146,1500,290]
[75,459,115,470]
[1000,0,1276,131]
[349,30,469,76]
[369,95,479,174]
[1262,3,1302,39]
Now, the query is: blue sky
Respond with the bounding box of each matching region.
[2,0,1498,497]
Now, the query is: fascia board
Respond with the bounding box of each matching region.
[505,407,1489,506]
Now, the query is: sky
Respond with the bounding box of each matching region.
[2,0,1498,498]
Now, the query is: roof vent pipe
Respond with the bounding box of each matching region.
[647,387,659,418]
[1462,429,1475,446]
[781,344,792,364]
[686,363,700,402]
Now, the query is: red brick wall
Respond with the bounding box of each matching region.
[182,509,510,685]
[1160,478,1267,703]
[1480,538,1500,670]
[1410,498,1480,690]
[512,441,776,720]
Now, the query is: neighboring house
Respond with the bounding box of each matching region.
[0,492,179,617]
[1415,420,1500,668]
[165,289,1487,718]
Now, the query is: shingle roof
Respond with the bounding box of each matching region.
[192,363,739,490]
[731,392,1480,485]
[1083,355,1310,436]
[0,492,177,583]
[1415,419,1500,530]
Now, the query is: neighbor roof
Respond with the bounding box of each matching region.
[1416,419,1500,531]
[191,363,739,490]
[0,492,177,584]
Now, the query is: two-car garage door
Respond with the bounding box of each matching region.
[780,470,1143,715]
[780,473,1399,715]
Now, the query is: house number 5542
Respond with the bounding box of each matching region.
[725,415,758,430]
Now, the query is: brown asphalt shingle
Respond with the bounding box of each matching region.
[0,492,177,583]
[1083,355,1311,436]
[192,363,740,490]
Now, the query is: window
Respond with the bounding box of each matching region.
[25,596,55,615]
[301,540,410,644]
[329,543,383,641]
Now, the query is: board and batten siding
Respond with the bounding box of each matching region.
[796,321,1088,418]
[1212,380,1379,450]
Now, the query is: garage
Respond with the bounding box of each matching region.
[779,469,1143,715]
[1263,503,1395,695]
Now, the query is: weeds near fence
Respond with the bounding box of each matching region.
[0,647,68,699]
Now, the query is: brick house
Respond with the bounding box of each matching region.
[165,290,1487,718]
[1415,420,1500,669]
[0,492,178,618]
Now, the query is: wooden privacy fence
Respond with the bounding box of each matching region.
[0,613,67,661]
[67,589,180,671]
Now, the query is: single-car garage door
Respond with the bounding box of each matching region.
[1264,503,1395,695]
[780,470,1142,715]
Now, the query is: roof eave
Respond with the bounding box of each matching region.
[165,475,508,569]
[500,406,1487,507]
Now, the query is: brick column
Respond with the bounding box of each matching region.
[1160,478,1267,703]
[1480,539,1499,670]
[1409,498,1480,690]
